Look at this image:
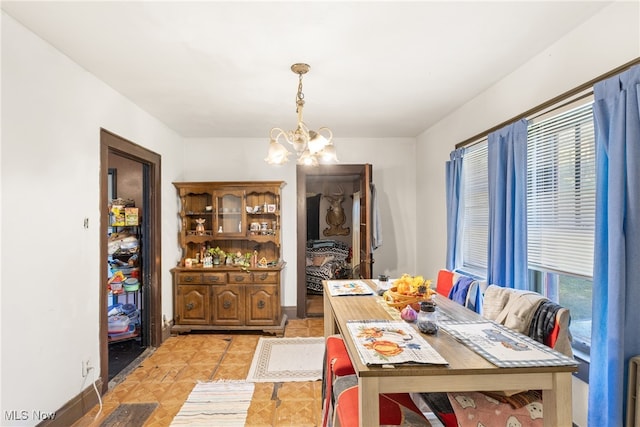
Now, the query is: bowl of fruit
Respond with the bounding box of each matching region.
[382,274,435,311]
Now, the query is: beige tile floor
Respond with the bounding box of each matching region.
[73,318,325,426]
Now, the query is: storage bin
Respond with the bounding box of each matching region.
[108,315,130,334]
[108,323,135,338]
[127,310,140,325]
[123,278,139,292]
[110,281,123,292]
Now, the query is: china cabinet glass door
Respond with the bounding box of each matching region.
[214,190,245,237]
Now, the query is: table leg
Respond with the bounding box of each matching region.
[323,290,335,337]
[359,377,379,427]
[542,372,573,427]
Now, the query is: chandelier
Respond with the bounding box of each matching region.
[265,63,338,166]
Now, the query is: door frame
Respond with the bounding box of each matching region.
[99,129,162,393]
[296,164,372,318]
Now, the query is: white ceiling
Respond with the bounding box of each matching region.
[2,1,611,139]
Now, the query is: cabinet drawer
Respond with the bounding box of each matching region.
[228,272,253,284]
[176,272,203,284]
[253,271,279,284]
[202,272,227,284]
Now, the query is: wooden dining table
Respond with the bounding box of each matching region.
[323,279,577,427]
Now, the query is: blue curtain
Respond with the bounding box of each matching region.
[445,148,465,270]
[487,119,528,289]
[589,64,640,426]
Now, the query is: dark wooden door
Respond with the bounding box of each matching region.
[358,164,373,279]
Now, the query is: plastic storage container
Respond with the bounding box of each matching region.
[108,315,130,334]
[123,278,139,292]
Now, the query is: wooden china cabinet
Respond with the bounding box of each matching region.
[171,181,287,335]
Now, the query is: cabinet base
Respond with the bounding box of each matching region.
[171,314,288,337]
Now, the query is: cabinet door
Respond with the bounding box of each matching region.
[214,189,246,237]
[212,285,244,325]
[176,285,209,324]
[246,285,278,325]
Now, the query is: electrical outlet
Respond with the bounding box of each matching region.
[82,360,92,378]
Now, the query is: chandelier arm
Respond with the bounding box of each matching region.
[270,127,291,144]
[317,127,333,142]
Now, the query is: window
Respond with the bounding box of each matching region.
[527,99,595,357]
[530,270,592,356]
[527,100,596,277]
[460,141,488,277]
[457,97,596,361]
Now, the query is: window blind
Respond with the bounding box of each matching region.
[461,141,488,276]
[527,101,595,278]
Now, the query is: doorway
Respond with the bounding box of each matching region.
[99,129,162,393]
[296,164,373,318]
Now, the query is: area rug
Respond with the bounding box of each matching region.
[246,336,325,382]
[170,380,254,426]
[100,403,157,427]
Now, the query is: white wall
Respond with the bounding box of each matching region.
[0,12,183,424]
[181,137,417,306]
[416,3,640,426]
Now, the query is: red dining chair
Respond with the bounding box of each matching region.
[323,335,430,427]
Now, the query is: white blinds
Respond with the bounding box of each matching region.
[461,141,489,276]
[526,101,595,278]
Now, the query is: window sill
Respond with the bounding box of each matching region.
[572,348,590,383]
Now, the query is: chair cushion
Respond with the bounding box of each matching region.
[326,335,355,376]
[436,269,455,297]
[323,336,356,427]
[447,391,543,427]
[334,379,430,427]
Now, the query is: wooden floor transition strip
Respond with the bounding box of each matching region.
[99,403,158,427]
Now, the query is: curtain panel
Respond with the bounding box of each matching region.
[445,148,465,271]
[589,64,640,426]
[487,119,528,289]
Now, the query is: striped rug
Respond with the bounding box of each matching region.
[170,380,254,426]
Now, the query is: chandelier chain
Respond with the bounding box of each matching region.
[296,74,305,112]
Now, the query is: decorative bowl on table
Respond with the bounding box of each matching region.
[382,274,434,311]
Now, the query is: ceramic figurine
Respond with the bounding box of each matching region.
[195,218,206,235]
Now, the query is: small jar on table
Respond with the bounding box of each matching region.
[417,300,438,335]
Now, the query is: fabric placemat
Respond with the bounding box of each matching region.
[440,319,577,368]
